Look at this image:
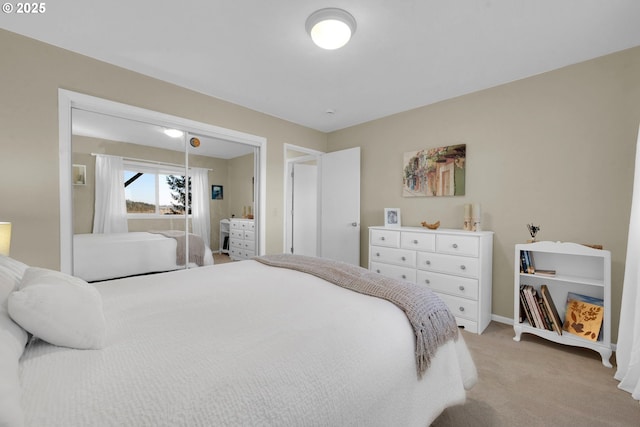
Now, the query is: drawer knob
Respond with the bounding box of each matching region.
[376,269,381,273]
[413,239,419,244]
[459,285,465,291]
[380,237,386,241]
[401,256,406,261]
[425,279,430,284]
[460,265,466,270]
[376,252,380,257]
[453,243,458,248]
[401,274,406,279]
[459,307,465,312]
[425,260,431,265]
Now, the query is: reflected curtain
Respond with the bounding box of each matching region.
[615,125,640,401]
[191,167,210,248]
[93,154,128,234]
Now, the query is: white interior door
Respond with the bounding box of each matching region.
[291,163,318,256]
[320,147,361,265]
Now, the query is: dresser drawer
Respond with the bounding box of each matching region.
[231,220,254,230]
[435,292,478,321]
[370,246,416,268]
[230,229,244,239]
[228,246,242,257]
[229,247,254,260]
[370,229,401,248]
[229,238,244,249]
[436,234,480,257]
[240,240,254,249]
[416,252,479,278]
[416,270,479,300]
[370,262,416,283]
[244,230,255,241]
[401,231,435,252]
[453,316,478,334]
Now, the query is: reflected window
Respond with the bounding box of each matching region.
[124,161,190,216]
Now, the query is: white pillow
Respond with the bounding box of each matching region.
[8,267,106,350]
[0,255,28,282]
[0,260,26,305]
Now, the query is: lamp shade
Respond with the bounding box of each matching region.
[0,222,11,256]
[306,8,356,50]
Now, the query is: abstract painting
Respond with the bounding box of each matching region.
[402,144,466,197]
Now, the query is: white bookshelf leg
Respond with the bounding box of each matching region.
[513,326,522,342]
[599,348,613,368]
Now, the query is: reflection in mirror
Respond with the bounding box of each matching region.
[188,133,256,262]
[70,108,256,282]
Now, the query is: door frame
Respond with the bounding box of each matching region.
[59,89,267,274]
[283,143,324,254]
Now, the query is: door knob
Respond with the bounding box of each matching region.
[351,222,358,227]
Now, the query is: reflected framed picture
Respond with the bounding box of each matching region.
[384,208,401,227]
[211,185,223,200]
[72,164,86,186]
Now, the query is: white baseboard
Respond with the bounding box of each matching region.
[491,314,513,325]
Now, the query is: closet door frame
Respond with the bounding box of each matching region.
[58,89,267,274]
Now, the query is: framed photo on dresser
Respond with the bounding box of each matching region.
[384,208,401,227]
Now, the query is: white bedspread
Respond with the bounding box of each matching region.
[73,232,213,282]
[19,260,476,426]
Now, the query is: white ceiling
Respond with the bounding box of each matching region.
[72,109,255,159]
[2,1,640,132]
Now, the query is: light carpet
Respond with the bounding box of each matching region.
[432,322,640,426]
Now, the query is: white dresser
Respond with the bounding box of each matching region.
[229,218,255,261]
[368,226,493,334]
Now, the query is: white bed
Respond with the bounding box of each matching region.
[1,254,476,427]
[73,232,214,282]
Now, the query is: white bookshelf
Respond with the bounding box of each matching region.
[513,241,612,367]
[219,219,230,254]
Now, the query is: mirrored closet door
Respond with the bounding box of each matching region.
[61,90,265,281]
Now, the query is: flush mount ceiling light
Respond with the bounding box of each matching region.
[306,8,356,50]
[163,129,183,138]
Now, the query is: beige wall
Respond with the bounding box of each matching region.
[227,153,255,219]
[327,46,640,342]
[0,29,327,267]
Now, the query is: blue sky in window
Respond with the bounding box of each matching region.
[124,171,174,205]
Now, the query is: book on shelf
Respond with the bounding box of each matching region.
[534,269,556,277]
[520,250,536,274]
[562,292,604,341]
[533,287,554,331]
[522,285,544,329]
[519,285,535,325]
[520,284,561,332]
[540,285,563,335]
[520,285,537,327]
[519,251,527,273]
